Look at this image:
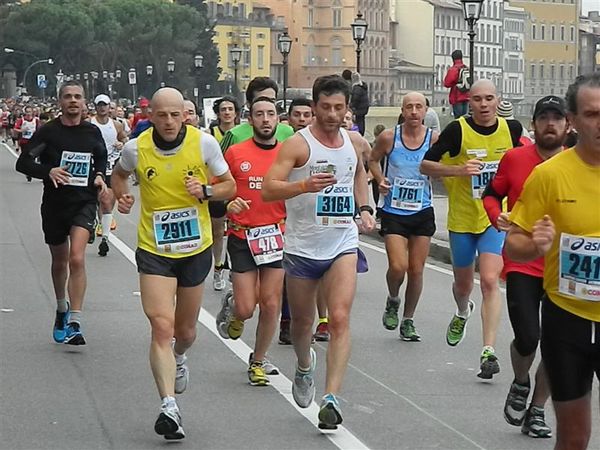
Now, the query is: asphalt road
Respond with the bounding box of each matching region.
[1,143,598,450]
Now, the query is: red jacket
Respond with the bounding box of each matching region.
[443,60,470,105]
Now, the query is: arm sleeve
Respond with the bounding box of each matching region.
[118,139,139,172]
[507,120,524,147]
[15,126,54,179]
[92,127,108,177]
[423,121,462,161]
[509,168,548,233]
[202,133,229,177]
[482,152,511,228]
[443,66,458,88]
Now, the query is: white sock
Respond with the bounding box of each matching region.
[161,396,177,408]
[101,213,112,239]
[174,352,186,366]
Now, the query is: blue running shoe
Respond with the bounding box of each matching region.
[318,393,343,430]
[64,322,86,346]
[53,306,70,343]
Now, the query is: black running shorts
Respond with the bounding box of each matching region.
[379,207,436,238]
[41,200,97,245]
[227,234,283,273]
[541,297,600,402]
[135,246,212,287]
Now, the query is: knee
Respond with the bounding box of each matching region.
[388,260,408,277]
[480,274,500,296]
[234,299,256,320]
[407,264,424,280]
[291,312,313,331]
[52,257,68,272]
[174,325,196,347]
[453,278,473,297]
[327,310,350,336]
[149,315,175,344]
[69,253,85,272]
[259,295,280,318]
[557,429,590,450]
[513,336,538,358]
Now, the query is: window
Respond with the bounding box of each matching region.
[560,26,565,41]
[541,25,545,40]
[540,64,545,79]
[569,65,574,78]
[560,65,565,79]
[532,24,537,40]
[333,1,342,28]
[257,46,264,69]
[551,25,555,40]
[331,38,342,65]
[308,8,313,27]
[570,26,575,42]
[243,45,250,67]
[550,65,555,78]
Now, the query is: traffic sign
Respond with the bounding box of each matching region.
[128,71,137,85]
[37,74,46,88]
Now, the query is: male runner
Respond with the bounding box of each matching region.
[420,79,524,379]
[112,88,235,440]
[15,81,108,345]
[90,94,128,256]
[482,95,568,438]
[370,92,438,341]
[263,75,375,429]
[506,73,600,450]
[216,97,286,386]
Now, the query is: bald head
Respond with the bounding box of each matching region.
[402,91,426,107]
[469,79,499,126]
[151,87,185,109]
[401,91,427,127]
[470,79,497,96]
[150,87,188,142]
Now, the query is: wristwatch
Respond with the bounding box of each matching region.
[359,205,374,215]
[202,184,213,199]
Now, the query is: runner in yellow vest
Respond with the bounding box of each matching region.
[421,79,524,379]
[111,88,235,441]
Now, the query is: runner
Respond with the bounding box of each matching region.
[183,99,199,128]
[215,97,286,386]
[208,96,240,291]
[14,105,40,181]
[370,92,438,341]
[506,73,600,450]
[90,94,128,256]
[15,80,108,345]
[111,87,235,440]
[420,79,524,379]
[263,75,376,429]
[482,95,568,438]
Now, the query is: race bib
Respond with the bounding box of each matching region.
[60,151,91,187]
[559,234,600,302]
[21,129,34,139]
[391,177,424,211]
[153,207,201,254]
[246,224,284,265]
[471,161,499,199]
[315,185,354,228]
[106,148,121,175]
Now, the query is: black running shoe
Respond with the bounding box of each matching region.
[98,238,109,256]
[64,322,86,346]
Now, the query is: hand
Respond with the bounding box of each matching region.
[532,215,555,256]
[304,173,337,193]
[496,212,511,232]
[462,159,483,176]
[185,176,204,200]
[114,141,124,151]
[117,193,135,214]
[378,178,392,196]
[227,197,251,214]
[48,165,71,188]
[358,211,376,233]
[94,175,107,196]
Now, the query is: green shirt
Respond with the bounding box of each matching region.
[220,122,295,153]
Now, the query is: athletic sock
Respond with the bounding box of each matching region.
[174,352,186,365]
[69,310,82,325]
[57,299,68,313]
[387,295,400,303]
[161,396,177,408]
[318,317,328,324]
[101,213,113,239]
[402,316,413,322]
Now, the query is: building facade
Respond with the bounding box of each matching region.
[579,11,600,76]
[503,4,527,115]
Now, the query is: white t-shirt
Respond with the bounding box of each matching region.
[119,130,229,177]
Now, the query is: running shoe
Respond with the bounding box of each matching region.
[213,267,226,291]
[64,322,86,346]
[154,402,185,440]
[399,319,421,342]
[503,381,530,426]
[174,355,189,394]
[382,297,400,330]
[216,291,234,339]
[248,352,279,375]
[98,237,109,257]
[318,393,343,430]
[95,223,103,237]
[292,347,316,408]
[477,347,500,379]
[446,300,475,346]
[52,306,70,343]
[521,406,552,438]
[279,319,292,345]
[227,317,244,340]
[314,322,330,342]
[247,360,270,386]
[110,218,117,231]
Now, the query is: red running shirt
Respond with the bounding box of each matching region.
[483,143,546,278]
[224,139,286,240]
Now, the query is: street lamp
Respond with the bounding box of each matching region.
[21,58,54,95]
[230,47,242,99]
[351,12,368,73]
[167,58,175,86]
[194,54,203,106]
[461,0,483,88]
[277,31,293,110]
[146,64,153,96]
[128,67,137,102]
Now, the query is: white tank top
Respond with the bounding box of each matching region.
[285,126,358,260]
[91,117,119,174]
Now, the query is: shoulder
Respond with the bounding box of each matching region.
[122,138,139,154]
[348,130,369,147]
[506,119,523,132]
[282,132,308,150]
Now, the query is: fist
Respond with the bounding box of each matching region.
[532,215,555,256]
[118,193,135,214]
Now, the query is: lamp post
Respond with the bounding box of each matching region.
[461,0,483,88]
[194,54,203,107]
[167,58,175,86]
[146,64,153,97]
[102,70,108,93]
[351,12,368,73]
[277,31,292,110]
[21,58,54,95]
[83,72,90,96]
[230,47,242,100]
[91,71,99,97]
[128,68,137,103]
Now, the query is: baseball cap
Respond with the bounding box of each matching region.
[94,94,111,105]
[139,98,150,107]
[496,100,514,119]
[533,95,566,120]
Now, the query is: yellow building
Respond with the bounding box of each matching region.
[510,0,580,113]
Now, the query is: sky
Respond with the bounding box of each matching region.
[582,0,596,14]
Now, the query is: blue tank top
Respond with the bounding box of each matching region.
[382,125,433,216]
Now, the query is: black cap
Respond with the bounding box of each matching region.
[533,95,566,120]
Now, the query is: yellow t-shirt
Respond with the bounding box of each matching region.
[136,126,212,258]
[510,148,600,321]
[442,117,513,233]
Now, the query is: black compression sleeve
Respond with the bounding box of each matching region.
[423,120,462,161]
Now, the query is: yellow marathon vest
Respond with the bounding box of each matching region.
[442,117,513,233]
[136,125,212,258]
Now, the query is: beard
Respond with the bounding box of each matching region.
[535,132,565,151]
[253,126,276,141]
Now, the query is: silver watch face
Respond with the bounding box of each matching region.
[206,185,213,197]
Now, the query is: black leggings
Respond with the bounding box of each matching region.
[505,272,545,357]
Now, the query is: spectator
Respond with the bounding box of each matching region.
[424,98,441,133]
[496,100,514,119]
[443,49,470,117]
[350,71,370,135]
[341,69,352,84]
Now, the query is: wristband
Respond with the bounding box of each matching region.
[95,172,105,181]
[359,205,374,215]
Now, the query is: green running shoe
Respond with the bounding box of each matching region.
[400,319,421,342]
[382,298,400,330]
[446,300,475,346]
[477,346,500,379]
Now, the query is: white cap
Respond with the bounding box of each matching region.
[94,94,111,105]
